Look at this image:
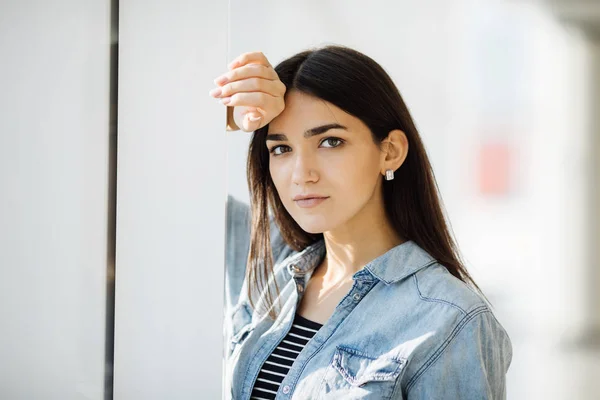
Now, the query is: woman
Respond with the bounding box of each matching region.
[211,46,512,399]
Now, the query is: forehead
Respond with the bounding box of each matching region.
[267,90,359,134]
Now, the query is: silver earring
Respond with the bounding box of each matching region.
[385,169,394,181]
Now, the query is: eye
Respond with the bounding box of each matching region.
[268,145,291,156]
[267,137,345,157]
[320,137,344,148]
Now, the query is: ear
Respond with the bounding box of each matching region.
[380,129,409,175]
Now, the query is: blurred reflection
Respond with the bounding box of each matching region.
[225,0,600,398]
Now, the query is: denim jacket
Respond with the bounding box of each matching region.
[224,195,512,399]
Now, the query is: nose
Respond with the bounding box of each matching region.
[291,151,318,186]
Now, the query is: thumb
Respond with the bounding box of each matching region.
[244,112,262,131]
[248,113,262,122]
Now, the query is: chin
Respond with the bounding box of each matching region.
[299,226,326,235]
[293,215,332,235]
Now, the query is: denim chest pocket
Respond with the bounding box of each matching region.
[319,345,406,399]
[228,301,255,358]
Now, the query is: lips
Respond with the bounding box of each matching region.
[294,196,329,208]
[293,194,328,201]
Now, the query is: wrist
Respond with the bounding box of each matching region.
[226,106,240,131]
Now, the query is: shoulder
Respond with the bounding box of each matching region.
[390,260,508,346]
[411,262,487,314]
[398,263,513,394]
[406,262,511,358]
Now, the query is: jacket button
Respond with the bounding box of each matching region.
[282,385,290,394]
[297,284,304,293]
[353,293,361,301]
[291,265,300,272]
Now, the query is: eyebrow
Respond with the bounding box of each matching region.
[266,123,348,142]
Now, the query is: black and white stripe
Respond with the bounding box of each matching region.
[250,313,323,400]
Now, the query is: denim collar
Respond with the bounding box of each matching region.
[285,238,437,285]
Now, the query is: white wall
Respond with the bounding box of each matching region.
[0,1,229,398]
[113,1,228,399]
[0,1,111,398]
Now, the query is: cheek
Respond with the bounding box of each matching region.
[269,167,281,189]
[332,151,379,194]
[269,166,289,201]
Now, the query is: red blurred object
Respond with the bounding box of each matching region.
[478,142,511,196]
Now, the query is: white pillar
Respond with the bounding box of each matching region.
[550,3,600,345]
[113,1,228,398]
[585,36,600,344]
[0,1,111,398]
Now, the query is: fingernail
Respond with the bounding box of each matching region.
[228,61,238,69]
[209,88,222,97]
[214,76,228,85]
[248,115,261,121]
[220,97,231,105]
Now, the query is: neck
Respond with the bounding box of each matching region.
[317,194,405,285]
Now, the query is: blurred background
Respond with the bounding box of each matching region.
[0,0,598,398]
[226,0,600,399]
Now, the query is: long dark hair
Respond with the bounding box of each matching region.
[246,44,486,320]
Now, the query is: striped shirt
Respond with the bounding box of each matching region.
[249,313,323,400]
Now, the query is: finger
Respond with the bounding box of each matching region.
[220,91,276,108]
[220,77,286,98]
[217,64,279,86]
[228,51,272,70]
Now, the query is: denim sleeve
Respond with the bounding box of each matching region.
[225,195,252,316]
[224,195,289,316]
[402,309,512,400]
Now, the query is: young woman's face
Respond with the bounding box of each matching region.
[266,90,385,234]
